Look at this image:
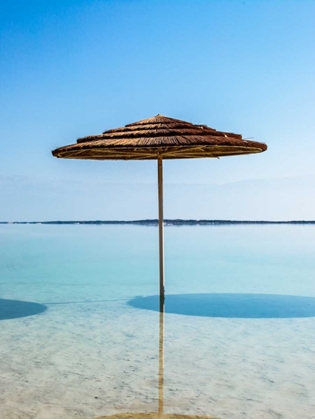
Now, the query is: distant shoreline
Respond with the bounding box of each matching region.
[1,219,314,225]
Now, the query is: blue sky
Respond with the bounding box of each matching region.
[0,0,314,220]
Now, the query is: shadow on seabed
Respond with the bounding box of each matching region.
[128,293,315,318]
[0,298,47,321]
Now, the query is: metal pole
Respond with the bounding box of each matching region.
[157,156,165,299]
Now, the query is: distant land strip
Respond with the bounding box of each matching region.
[1,219,315,225]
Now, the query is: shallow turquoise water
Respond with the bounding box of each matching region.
[0,225,314,418]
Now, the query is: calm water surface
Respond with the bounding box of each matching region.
[0,225,314,418]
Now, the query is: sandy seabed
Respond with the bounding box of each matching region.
[0,299,314,419]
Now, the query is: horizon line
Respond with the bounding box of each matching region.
[1,219,315,225]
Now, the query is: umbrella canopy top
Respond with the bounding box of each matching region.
[52,114,267,160]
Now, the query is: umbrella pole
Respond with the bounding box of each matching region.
[157,156,165,300]
[158,156,165,414]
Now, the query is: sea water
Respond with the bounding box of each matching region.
[0,224,314,418]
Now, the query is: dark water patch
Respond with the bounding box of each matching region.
[0,298,47,320]
[128,293,315,318]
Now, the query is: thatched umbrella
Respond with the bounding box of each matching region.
[52,114,266,418]
[52,114,267,300]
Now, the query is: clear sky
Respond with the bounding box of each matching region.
[0,0,314,220]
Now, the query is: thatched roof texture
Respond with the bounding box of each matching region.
[52,114,267,160]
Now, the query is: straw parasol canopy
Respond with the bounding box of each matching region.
[52,114,267,299]
[52,114,267,160]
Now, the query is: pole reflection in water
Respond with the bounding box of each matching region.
[99,296,213,419]
[158,297,164,416]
